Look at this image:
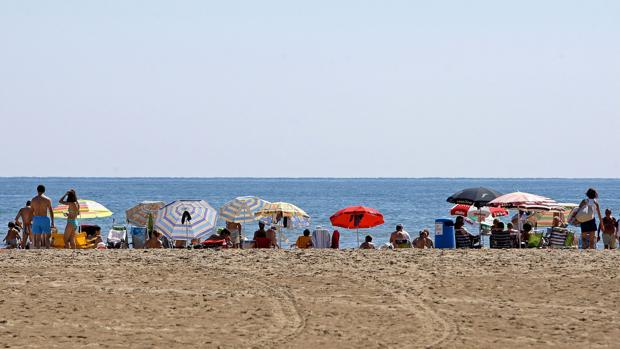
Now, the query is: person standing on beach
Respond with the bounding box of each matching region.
[15,200,33,249]
[600,209,617,249]
[58,189,80,249]
[573,188,603,250]
[30,185,55,249]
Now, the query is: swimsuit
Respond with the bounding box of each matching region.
[67,218,79,229]
[32,216,51,235]
[6,239,18,248]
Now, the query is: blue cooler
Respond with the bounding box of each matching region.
[435,218,456,249]
[131,227,147,248]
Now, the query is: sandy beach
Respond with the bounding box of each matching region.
[1,249,619,348]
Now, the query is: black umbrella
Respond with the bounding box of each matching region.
[446,187,503,208]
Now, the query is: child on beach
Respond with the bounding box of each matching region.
[360,235,375,249]
[295,229,313,249]
[4,222,21,249]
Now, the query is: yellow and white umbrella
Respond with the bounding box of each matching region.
[53,199,113,219]
[254,202,310,219]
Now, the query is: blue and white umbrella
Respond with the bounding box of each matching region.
[154,200,218,241]
[219,196,270,223]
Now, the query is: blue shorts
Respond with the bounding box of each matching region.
[32,216,51,235]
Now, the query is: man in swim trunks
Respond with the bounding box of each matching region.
[15,200,33,249]
[30,185,55,249]
[389,224,412,248]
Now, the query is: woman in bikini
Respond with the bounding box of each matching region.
[59,189,80,249]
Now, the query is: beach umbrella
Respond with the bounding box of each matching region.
[53,199,113,219]
[488,192,557,247]
[154,200,218,241]
[219,196,270,223]
[446,187,503,208]
[125,201,165,227]
[450,204,508,219]
[330,206,384,246]
[525,203,578,228]
[255,202,310,219]
[255,202,310,247]
[487,192,555,208]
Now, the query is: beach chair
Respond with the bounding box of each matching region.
[107,226,127,249]
[455,234,474,248]
[490,231,513,249]
[75,232,95,249]
[547,227,575,248]
[254,237,271,249]
[527,231,544,248]
[51,232,65,248]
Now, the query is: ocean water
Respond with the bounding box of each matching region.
[1,178,619,249]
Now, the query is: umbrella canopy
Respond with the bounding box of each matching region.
[53,199,113,219]
[527,203,578,227]
[446,187,503,208]
[255,202,310,219]
[450,204,508,219]
[125,201,165,226]
[330,206,384,229]
[219,196,270,223]
[154,200,218,241]
[259,215,311,228]
[488,191,555,208]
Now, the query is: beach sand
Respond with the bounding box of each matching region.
[1,249,619,348]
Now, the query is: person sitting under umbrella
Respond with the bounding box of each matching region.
[389,224,412,248]
[360,235,376,249]
[145,231,163,249]
[454,216,480,247]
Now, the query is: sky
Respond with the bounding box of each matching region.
[0,1,618,177]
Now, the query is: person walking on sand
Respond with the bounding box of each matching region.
[58,189,80,249]
[571,188,604,250]
[600,209,617,249]
[15,200,33,249]
[30,185,55,249]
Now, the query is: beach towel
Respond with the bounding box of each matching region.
[311,228,331,249]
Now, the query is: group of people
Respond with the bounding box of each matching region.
[5,185,620,251]
[6,185,81,249]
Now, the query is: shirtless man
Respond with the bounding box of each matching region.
[389,224,412,248]
[15,200,34,249]
[267,226,280,248]
[30,185,55,249]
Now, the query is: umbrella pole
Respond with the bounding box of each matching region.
[356,229,360,247]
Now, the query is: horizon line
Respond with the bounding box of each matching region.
[1,176,619,180]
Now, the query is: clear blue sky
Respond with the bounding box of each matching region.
[1,1,618,177]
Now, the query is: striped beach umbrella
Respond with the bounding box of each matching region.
[53,199,113,219]
[126,201,165,227]
[219,196,270,223]
[154,200,217,241]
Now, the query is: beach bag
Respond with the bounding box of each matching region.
[575,203,595,223]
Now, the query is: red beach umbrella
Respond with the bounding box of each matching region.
[450,204,508,218]
[330,206,384,246]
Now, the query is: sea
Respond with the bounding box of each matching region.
[1,178,619,249]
